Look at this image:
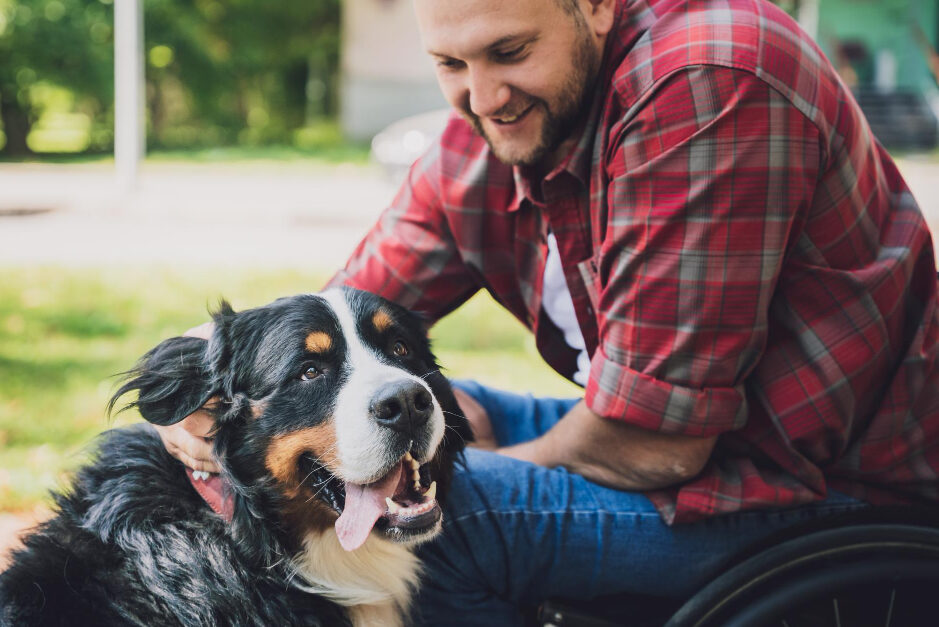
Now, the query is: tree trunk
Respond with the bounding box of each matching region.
[0,90,33,157]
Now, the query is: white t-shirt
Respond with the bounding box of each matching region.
[542,232,590,386]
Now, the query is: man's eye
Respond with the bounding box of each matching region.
[436,57,464,70]
[493,45,526,61]
[300,366,322,381]
[392,341,409,357]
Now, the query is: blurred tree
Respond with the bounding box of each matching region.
[0,0,341,155]
[0,0,113,156]
[143,0,341,148]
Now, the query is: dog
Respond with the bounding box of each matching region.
[0,288,471,626]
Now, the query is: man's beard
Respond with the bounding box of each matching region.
[464,22,601,167]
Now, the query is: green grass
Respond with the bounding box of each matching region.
[0,143,372,167]
[0,266,579,512]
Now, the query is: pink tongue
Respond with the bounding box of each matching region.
[335,462,403,551]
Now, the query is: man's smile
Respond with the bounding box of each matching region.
[491,103,536,126]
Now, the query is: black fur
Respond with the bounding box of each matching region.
[0,289,470,626]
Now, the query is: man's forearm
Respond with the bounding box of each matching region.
[498,400,717,491]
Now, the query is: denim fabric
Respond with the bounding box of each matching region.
[413,381,867,625]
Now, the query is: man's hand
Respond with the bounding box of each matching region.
[153,321,220,473]
[154,409,220,473]
[499,400,717,491]
[453,387,497,450]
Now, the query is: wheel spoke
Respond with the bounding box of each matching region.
[833,597,841,627]
[885,588,896,627]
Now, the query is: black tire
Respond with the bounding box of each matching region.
[666,524,939,627]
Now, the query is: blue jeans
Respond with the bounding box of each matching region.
[413,381,867,625]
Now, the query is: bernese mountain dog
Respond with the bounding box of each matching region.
[0,288,471,626]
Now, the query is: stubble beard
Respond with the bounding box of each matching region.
[464,21,601,167]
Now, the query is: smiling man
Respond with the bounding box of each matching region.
[161,0,939,623]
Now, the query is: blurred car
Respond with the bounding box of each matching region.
[371,108,451,182]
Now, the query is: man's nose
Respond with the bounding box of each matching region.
[467,67,512,119]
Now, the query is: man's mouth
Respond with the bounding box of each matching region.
[309,451,441,552]
[491,103,535,126]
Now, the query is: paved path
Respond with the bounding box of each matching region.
[0,162,396,269]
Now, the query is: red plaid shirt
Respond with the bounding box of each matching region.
[333,0,939,523]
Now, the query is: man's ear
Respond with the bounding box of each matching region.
[109,336,215,426]
[581,0,616,39]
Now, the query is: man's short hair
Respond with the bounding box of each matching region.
[555,0,582,16]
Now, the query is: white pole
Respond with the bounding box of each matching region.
[797,0,820,42]
[114,0,145,195]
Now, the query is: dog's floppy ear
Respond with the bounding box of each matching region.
[109,336,215,426]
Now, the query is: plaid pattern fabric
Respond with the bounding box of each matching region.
[332,0,939,523]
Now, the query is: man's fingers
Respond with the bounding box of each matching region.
[180,407,218,438]
[154,420,220,474]
[453,388,497,449]
[174,444,221,474]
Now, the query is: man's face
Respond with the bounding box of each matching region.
[415,0,606,167]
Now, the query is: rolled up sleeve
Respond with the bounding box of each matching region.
[586,347,748,436]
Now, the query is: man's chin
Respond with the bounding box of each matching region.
[489,143,547,167]
[484,130,551,167]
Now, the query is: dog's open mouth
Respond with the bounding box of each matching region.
[301,452,440,551]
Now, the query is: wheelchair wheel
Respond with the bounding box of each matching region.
[666,523,939,627]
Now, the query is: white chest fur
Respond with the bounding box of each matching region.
[292,530,421,627]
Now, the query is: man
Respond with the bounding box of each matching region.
[161,0,939,623]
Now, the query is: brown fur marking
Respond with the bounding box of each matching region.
[265,425,339,495]
[304,331,332,354]
[372,309,393,333]
[264,425,340,542]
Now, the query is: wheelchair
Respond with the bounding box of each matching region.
[536,506,939,627]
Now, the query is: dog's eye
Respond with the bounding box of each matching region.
[300,366,322,381]
[392,340,409,357]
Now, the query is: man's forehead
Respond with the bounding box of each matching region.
[414,0,560,56]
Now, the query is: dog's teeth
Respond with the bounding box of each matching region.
[408,456,419,471]
[424,481,437,501]
[413,480,421,492]
[411,469,420,482]
[385,497,400,514]
[404,451,413,462]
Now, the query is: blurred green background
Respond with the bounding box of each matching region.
[1,0,346,157]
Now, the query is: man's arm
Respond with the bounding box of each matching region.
[493,400,716,490]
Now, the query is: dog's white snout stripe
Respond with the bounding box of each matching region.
[319,290,445,484]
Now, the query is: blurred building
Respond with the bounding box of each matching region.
[340,0,445,141]
[340,0,939,148]
[808,0,939,149]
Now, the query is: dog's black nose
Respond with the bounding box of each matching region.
[369,381,434,434]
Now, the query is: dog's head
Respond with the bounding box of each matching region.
[111,288,471,553]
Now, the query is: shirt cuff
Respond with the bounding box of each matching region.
[585,347,748,437]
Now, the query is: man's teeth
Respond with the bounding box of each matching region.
[497,113,521,123]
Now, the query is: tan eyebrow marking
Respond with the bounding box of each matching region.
[305,331,332,353]
[372,309,393,333]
